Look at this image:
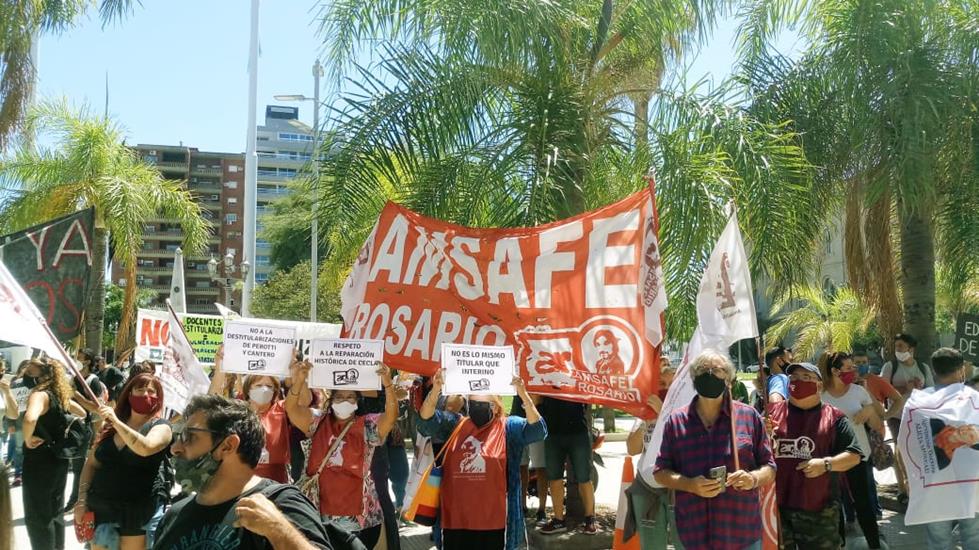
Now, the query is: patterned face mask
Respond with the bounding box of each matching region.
[173,437,225,493]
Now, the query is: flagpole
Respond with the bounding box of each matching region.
[729,386,740,472]
[37,307,100,404]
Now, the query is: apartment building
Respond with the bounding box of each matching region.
[115,144,246,314]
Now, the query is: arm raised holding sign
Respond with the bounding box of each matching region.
[284,357,315,434]
[376,364,398,439]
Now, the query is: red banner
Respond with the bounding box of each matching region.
[341,188,666,416]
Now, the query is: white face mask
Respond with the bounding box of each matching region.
[332,401,358,419]
[895,351,913,363]
[249,386,275,405]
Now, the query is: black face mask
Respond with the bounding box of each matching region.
[693,372,727,399]
[468,401,494,427]
[22,376,38,389]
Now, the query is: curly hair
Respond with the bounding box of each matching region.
[27,358,74,411]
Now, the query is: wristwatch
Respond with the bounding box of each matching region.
[824,458,832,473]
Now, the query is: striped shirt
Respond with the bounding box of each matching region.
[654,396,775,550]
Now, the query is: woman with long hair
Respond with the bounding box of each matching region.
[417,369,547,550]
[75,373,173,550]
[21,357,86,550]
[819,351,884,550]
[285,357,398,549]
[208,345,303,482]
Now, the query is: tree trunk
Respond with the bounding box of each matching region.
[632,93,650,154]
[114,260,138,357]
[601,406,616,433]
[865,191,903,358]
[899,207,937,361]
[84,227,108,356]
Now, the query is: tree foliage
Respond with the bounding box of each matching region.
[0,0,137,150]
[300,0,830,341]
[766,285,875,361]
[0,100,210,355]
[251,260,343,323]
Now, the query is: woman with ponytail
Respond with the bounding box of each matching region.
[75,373,173,550]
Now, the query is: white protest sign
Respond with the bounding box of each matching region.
[222,320,297,376]
[441,344,516,396]
[308,339,384,390]
[12,383,30,412]
[212,304,342,360]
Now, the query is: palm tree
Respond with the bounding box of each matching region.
[0,100,210,356]
[737,0,979,360]
[307,0,832,340]
[0,0,137,150]
[766,285,875,361]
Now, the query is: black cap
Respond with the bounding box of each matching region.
[785,362,821,380]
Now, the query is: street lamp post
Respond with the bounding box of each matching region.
[274,58,323,323]
[208,251,250,313]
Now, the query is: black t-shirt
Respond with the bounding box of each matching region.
[539,397,588,435]
[831,413,861,456]
[98,366,126,401]
[74,373,107,402]
[152,479,332,550]
[89,418,171,504]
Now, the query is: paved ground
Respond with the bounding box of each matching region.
[6,433,964,549]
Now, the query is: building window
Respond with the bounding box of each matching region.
[277,132,313,142]
[194,281,211,288]
[225,181,238,189]
[227,197,238,205]
[255,272,269,283]
[256,239,269,247]
[225,213,238,225]
[228,165,239,173]
[256,255,270,266]
[194,298,211,306]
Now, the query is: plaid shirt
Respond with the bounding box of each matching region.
[654,396,775,550]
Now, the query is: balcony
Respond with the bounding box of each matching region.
[154,160,187,170]
[190,166,222,176]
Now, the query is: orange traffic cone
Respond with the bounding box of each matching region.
[613,455,641,550]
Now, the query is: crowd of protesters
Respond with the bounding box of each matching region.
[2,329,976,550]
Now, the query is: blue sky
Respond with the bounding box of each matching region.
[36,1,802,153]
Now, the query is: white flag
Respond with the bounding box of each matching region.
[169,248,186,314]
[160,302,210,413]
[0,260,65,359]
[639,209,758,486]
[899,383,979,525]
[340,220,379,330]
[639,192,669,348]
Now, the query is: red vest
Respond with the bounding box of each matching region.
[308,415,368,516]
[770,401,845,512]
[441,418,507,530]
[255,401,291,483]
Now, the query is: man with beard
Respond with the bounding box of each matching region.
[593,330,625,376]
[152,394,332,550]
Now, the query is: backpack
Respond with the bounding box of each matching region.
[35,391,90,460]
[154,480,367,550]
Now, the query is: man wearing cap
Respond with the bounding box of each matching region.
[769,362,863,549]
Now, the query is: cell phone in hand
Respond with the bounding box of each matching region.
[709,465,727,493]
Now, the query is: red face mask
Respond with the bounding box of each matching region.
[839,371,857,385]
[789,380,819,400]
[129,393,159,415]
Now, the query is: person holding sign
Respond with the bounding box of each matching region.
[209,346,309,483]
[285,357,398,549]
[417,369,547,550]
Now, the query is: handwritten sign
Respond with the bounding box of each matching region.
[956,314,979,363]
[308,339,384,391]
[222,320,296,376]
[442,344,516,396]
[11,381,30,412]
